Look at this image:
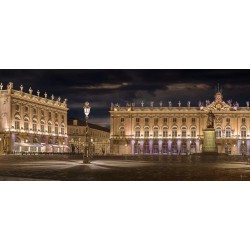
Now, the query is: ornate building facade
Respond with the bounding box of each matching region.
[0,82,68,154]
[68,119,110,155]
[110,90,250,155]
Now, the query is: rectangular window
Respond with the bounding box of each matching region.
[242,117,246,123]
[135,131,140,137]
[49,112,52,120]
[55,113,58,119]
[172,130,177,137]
[25,106,29,113]
[191,130,196,137]
[163,130,168,137]
[41,110,44,116]
[15,121,20,129]
[173,118,177,123]
[55,127,58,134]
[33,108,37,115]
[145,118,149,123]
[48,126,52,133]
[24,122,29,131]
[61,128,64,135]
[163,118,167,123]
[121,118,124,123]
[62,115,64,121]
[154,118,158,124]
[192,118,196,123]
[154,130,158,137]
[226,118,230,123]
[33,123,37,132]
[241,130,246,137]
[182,130,186,137]
[144,131,149,137]
[182,118,186,123]
[136,118,140,123]
[41,125,44,132]
[16,104,20,111]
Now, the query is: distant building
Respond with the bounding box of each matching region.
[110,90,250,155]
[68,119,110,155]
[0,82,68,154]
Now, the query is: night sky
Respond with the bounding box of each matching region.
[1,69,250,127]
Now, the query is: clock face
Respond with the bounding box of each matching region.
[216,103,222,109]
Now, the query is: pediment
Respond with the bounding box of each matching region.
[202,101,232,111]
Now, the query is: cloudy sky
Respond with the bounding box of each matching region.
[1,69,250,127]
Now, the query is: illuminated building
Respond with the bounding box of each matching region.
[0,82,68,154]
[68,119,110,155]
[110,89,249,155]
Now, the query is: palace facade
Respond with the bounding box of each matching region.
[0,82,68,154]
[68,119,110,155]
[110,90,250,155]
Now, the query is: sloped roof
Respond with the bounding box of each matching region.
[68,118,110,133]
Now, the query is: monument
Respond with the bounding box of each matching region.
[202,110,218,154]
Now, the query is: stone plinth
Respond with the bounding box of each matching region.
[202,128,218,154]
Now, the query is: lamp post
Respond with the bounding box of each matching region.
[83,101,91,164]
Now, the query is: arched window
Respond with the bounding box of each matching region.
[144,126,149,138]
[41,120,45,132]
[241,127,247,138]
[226,127,231,138]
[191,127,196,137]
[143,141,150,154]
[172,126,177,137]
[171,141,178,154]
[24,116,29,131]
[216,127,221,138]
[32,118,37,132]
[153,127,159,137]
[55,122,59,134]
[15,137,21,143]
[135,126,140,138]
[153,141,159,154]
[181,142,187,153]
[14,115,20,130]
[120,127,125,137]
[162,141,168,154]
[190,142,196,153]
[163,127,168,137]
[181,127,187,137]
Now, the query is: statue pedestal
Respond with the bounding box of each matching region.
[202,128,218,154]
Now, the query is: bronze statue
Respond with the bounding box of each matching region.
[207,110,215,128]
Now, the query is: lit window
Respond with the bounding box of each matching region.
[216,128,221,138]
[241,127,247,137]
[226,127,231,138]
[172,126,177,137]
[153,127,158,137]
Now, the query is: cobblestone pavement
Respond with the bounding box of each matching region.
[1,155,250,180]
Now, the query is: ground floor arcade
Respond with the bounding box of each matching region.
[0,132,68,154]
[111,139,250,156]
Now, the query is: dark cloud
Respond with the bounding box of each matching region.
[1,69,250,127]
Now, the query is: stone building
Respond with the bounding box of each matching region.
[0,82,68,154]
[68,118,110,155]
[110,90,250,155]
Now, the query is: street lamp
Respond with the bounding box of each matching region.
[83,101,91,163]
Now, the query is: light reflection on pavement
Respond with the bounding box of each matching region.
[1,156,250,181]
